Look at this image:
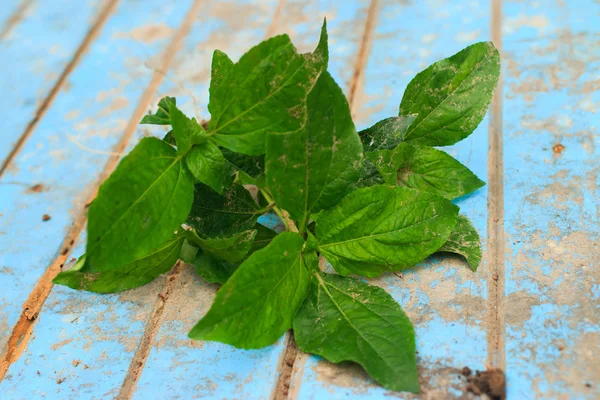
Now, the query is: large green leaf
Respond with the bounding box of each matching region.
[208,22,328,155]
[140,96,175,125]
[189,232,309,348]
[437,215,482,271]
[400,42,500,146]
[186,183,263,237]
[359,115,417,152]
[368,143,484,200]
[266,71,363,230]
[86,137,193,271]
[294,273,419,393]
[316,185,459,277]
[54,238,182,293]
[185,141,234,194]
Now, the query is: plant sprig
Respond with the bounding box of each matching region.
[54,20,500,393]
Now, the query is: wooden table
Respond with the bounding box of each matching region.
[0,0,598,398]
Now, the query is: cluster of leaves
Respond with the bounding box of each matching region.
[54,21,499,393]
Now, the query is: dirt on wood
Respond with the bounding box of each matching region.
[466,368,506,400]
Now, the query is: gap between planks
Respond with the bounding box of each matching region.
[0,0,34,41]
[0,0,119,177]
[486,0,506,372]
[0,0,202,383]
[284,1,381,399]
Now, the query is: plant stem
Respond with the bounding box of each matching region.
[259,189,298,233]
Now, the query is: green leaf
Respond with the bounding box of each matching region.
[163,130,175,146]
[221,148,264,183]
[189,232,310,349]
[316,185,459,277]
[303,231,319,272]
[185,142,234,194]
[437,215,482,271]
[266,71,363,230]
[141,96,176,125]
[54,238,182,293]
[294,273,419,393]
[170,103,207,154]
[368,143,485,200]
[359,115,417,152]
[251,223,278,253]
[400,42,500,146]
[210,49,233,93]
[179,240,199,263]
[208,22,329,155]
[187,183,263,237]
[86,137,193,271]
[189,229,257,264]
[194,250,237,285]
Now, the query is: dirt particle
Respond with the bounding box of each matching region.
[461,366,472,377]
[42,214,51,221]
[585,383,592,388]
[466,369,506,400]
[72,360,81,367]
[552,143,566,154]
[57,377,65,384]
[27,183,46,193]
[492,273,499,281]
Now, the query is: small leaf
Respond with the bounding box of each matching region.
[54,239,182,293]
[179,240,199,264]
[189,232,310,349]
[303,231,319,272]
[163,130,176,146]
[141,96,176,125]
[170,104,207,154]
[368,143,485,199]
[210,49,233,93]
[189,229,257,264]
[266,71,363,230]
[187,183,262,237]
[359,115,417,152]
[221,148,264,181]
[251,223,278,253]
[294,273,419,393]
[316,185,459,277]
[437,215,482,271]
[194,250,237,285]
[400,42,500,146]
[208,23,329,155]
[86,137,193,271]
[185,142,234,194]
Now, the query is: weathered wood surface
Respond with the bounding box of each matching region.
[0,0,598,399]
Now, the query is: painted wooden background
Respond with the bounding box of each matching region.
[0,0,598,398]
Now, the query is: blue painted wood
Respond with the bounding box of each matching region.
[0,1,195,397]
[0,1,23,36]
[290,0,493,397]
[502,1,600,398]
[0,0,106,165]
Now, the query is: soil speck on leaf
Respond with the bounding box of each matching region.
[552,143,565,154]
[42,214,51,221]
[466,369,506,399]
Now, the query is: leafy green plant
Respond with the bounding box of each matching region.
[54,21,499,393]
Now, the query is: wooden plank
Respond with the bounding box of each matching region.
[130,2,371,399]
[289,0,495,397]
[502,1,600,398]
[0,1,31,40]
[0,0,198,395]
[0,0,108,168]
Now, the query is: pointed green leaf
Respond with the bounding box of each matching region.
[266,71,363,229]
[359,115,417,152]
[316,186,459,277]
[194,250,238,285]
[208,23,329,155]
[86,137,193,271]
[170,104,207,154]
[400,42,500,146]
[187,183,263,237]
[294,273,419,393]
[54,238,182,293]
[141,96,176,125]
[189,232,310,349]
[368,143,485,199]
[210,49,233,93]
[437,215,482,271]
[185,142,234,194]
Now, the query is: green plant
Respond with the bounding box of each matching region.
[54,21,499,393]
